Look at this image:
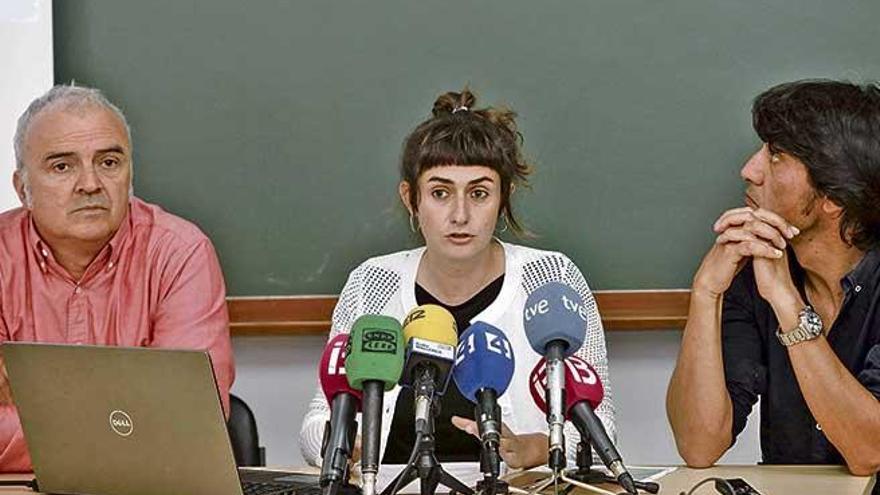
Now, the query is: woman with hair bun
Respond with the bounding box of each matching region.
[299,88,616,471]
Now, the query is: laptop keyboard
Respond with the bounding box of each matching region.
[241,480,300,495]
[238,468,322,495]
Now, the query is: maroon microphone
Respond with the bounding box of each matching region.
[529,357,637,495]
[529,355,603,412]
[318,334,362,490]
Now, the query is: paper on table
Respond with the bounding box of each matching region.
[625,466,678,481]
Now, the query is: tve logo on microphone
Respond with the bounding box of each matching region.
[523,297,550,322]
[562,294,589,322]
[524,292,588,322]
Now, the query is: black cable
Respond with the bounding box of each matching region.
[679,476,735,495]
[386,431,423,495]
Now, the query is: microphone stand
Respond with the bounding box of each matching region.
[474,448,508,495]
[473,392,508,495]
[382,373,474,495]
[560,436,658,495]
[544,344,567,474]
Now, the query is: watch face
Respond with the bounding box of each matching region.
[800,307,823,336]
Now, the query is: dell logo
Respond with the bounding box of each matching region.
[109,410,134,437]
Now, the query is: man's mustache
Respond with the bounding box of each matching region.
[70,197,110,211]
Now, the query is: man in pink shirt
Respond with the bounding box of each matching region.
[0,85,235,471]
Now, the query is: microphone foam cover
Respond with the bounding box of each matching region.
[345,315,404,391]
[319,334,362,408]
[528,359,548,413]
[452,322,515,402]
[528,355,604,414]
[561,355,604,411]
[523,282,587,357]
[402,304,458,347]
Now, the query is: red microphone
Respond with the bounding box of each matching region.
[319,335,362,492]
[528,355,604,412]
[529,357,637,495]
[320,334,363,405]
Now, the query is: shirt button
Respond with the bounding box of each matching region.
[855,285,862,293]
[41,249,48,258]
[74,287,82,295]
[39,262,46,271]
[816,423,823,431]
[108,261,115,270]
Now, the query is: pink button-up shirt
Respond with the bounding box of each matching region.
[0,197,235,472]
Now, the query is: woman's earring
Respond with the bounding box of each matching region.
[497,215,509,234]
[409,212,419,233]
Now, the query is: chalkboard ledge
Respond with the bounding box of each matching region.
[227,289,691,336]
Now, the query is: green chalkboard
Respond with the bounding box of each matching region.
[52,1,880,295]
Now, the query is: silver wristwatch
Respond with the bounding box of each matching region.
[776,306,823,347]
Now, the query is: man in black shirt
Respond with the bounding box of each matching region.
[667,80,880,479]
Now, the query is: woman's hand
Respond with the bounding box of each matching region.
[451,416,548,470]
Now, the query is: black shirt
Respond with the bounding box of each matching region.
[382,275,505,464]
[722,249,880,466]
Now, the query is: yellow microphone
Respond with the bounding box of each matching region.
[401,304,458,347]
[399,304,458,403]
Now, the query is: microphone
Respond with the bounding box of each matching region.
[380,305,473,495]
[402,303,458,346]
[344,315,405,495]
[452,322,515,479]
[319,334,362,493]
[399,305,458,434]
[529,357,637,495]
[523,282,587,471]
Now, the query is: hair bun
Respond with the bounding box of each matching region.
[432,88,477,117]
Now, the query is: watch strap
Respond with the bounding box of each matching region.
[776,306,823,347]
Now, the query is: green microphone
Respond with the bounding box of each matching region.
[345,314,404,495]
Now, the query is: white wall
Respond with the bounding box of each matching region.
[231,330,761,467]
[0,0,53,211]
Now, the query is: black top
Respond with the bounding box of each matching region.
[722,249,880,466]
[382,275,505,464]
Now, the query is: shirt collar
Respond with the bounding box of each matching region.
[841,249,880,295]
[26,202,134,275]
[28,216,51,272]
[105,206,132,268]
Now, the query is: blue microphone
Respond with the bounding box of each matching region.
[523,282,588,471]
[453,322,515,478]
[523,282,587,356]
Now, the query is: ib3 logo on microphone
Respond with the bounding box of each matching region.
[329,338,349,376]
[361,328,398,354]
[109,410,134,437]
